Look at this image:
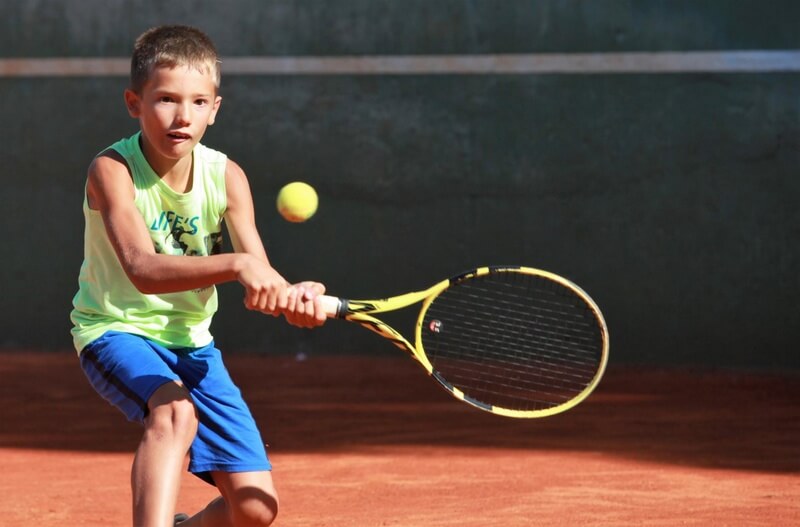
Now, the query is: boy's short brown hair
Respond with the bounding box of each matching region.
[130,25,221,93]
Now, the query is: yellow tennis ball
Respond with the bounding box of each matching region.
[276,181,318,223]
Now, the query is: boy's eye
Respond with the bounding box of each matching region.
[195,99,208,107]
[159,96,174,103]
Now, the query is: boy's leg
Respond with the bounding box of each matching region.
[133,381,199,527]
[170,342,276,527]
[79,332,199,527]
[178,471,278,527]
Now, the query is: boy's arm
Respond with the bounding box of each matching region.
[223,159,326,326]
[88,151,287,313]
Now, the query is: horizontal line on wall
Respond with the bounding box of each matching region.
[1,51,799,77]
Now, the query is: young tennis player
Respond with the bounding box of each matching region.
[70,25,325,527]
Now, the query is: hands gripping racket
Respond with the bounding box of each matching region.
[319,265,609,418]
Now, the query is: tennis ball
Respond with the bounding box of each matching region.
[276,181,318,223]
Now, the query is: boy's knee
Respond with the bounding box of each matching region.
[166,397,198,429]
[230,493,279,527]
[145,383,198,439]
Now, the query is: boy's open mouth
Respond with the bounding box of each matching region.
[168,132,190,140]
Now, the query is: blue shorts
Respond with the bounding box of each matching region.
[80,331,271,485]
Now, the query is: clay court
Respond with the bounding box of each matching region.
[1,351,797,526]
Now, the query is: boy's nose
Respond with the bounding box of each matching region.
[175,104,191,125]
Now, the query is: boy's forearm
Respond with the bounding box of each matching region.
[125,251,250,294]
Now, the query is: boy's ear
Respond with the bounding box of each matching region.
[207,96,222,126]
[124,89,141,118]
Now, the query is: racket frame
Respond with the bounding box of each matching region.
[320,265,609,418]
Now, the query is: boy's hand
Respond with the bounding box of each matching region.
[237,256,291,315]
[282,281,328,328]
[236,256,326,327]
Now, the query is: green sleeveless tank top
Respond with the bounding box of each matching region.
[70,132,227,353]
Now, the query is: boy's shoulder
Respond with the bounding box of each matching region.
[88,145,130,180]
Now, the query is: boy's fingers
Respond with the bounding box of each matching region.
[315,296,327,322]
[278,285,295,312]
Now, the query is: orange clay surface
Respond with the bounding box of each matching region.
[0,351,798,526]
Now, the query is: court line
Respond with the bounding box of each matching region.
[1,51,799,77]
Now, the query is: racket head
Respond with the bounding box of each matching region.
[414,266,609,418]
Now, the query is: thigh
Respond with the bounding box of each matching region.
[176,343,272,483]
[80,331,180,422]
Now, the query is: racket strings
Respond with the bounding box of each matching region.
[449,289,600,360]
[421,271,604,412]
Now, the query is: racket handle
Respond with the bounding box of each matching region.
[319,294,347,318]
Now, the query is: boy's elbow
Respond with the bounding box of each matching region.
[120,253,159,294]
[132,278,158,295]
[126,267,158,294]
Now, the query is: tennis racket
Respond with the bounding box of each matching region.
[319,265,609,418]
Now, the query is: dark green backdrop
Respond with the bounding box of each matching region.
[1,1,798,369]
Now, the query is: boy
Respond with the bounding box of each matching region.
[70,25,325,527]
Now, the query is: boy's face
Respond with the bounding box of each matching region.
[124,64,221,165]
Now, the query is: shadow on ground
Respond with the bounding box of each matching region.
[1,351,797,473]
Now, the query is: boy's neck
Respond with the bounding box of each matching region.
[139,134,194,193]
[159,156,194,193]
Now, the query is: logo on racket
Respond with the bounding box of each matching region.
[428,319,443,333]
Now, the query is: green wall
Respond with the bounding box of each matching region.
[1,1,798,369]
